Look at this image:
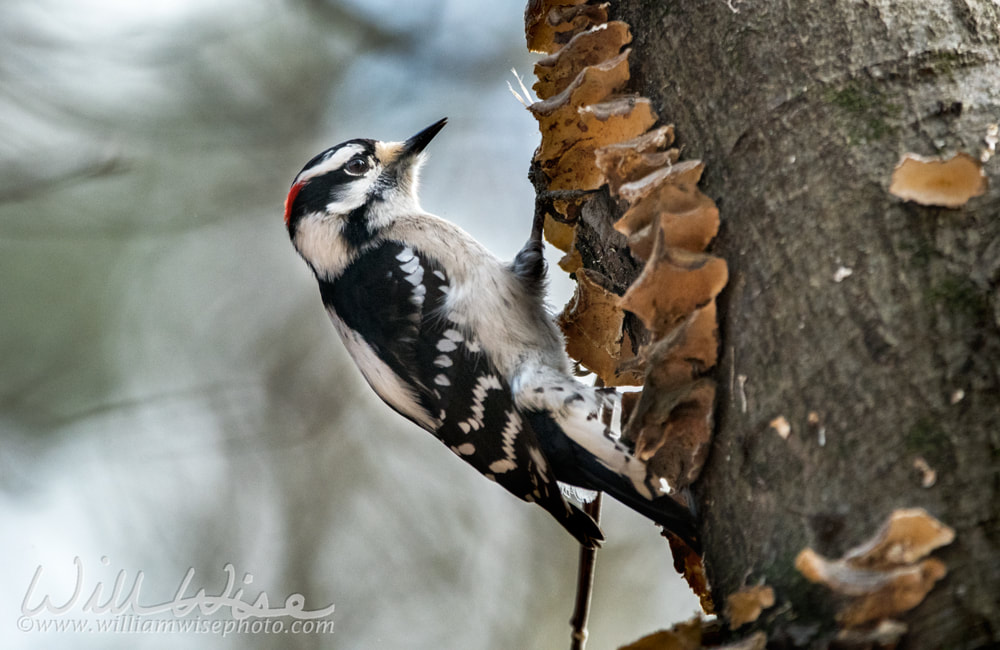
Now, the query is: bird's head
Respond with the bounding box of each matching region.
[284,118,447,274]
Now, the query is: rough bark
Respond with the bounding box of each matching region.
[573,1,1000,648]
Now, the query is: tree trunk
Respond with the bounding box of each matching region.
[572,1,1000,647]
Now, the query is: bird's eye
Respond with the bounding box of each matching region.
[345,157,371,176]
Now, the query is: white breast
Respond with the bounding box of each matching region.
[328,312,438,431]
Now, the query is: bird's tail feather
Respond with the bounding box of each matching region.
[526,409,701,552]
[558,502,604,549]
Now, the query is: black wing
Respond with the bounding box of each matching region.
[319,241,603,547]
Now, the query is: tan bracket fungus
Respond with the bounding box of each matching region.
[725,585,776,630]
[526,0,728,607]
[795,508,954,631]
[888,151,987,208]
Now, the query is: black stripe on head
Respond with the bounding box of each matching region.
[285,139,377,236]
[300,139,376,176]
[343,199,376,248]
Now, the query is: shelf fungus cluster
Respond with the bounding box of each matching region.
[795,508,954,641]
[525,1,727,517]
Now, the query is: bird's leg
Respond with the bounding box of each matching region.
[530,196,545,244]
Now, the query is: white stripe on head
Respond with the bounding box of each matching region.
[297,143,368,184]
[323,180,372,215]
[293,211,354,277]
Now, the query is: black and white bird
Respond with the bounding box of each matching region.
[284,118,699,550]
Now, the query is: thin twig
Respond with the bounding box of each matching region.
[569,494,602,650]
[569,378,614,649]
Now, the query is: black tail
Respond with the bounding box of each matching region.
[605,481,701,553]
[556,502,605,549]
[569,452,701,553]
[528,410,701,553]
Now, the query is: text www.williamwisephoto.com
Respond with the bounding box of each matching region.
[17,556,336,638]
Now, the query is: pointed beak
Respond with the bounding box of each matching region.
[402,117,448,157]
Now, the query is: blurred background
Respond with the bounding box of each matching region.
[0,0,699,647]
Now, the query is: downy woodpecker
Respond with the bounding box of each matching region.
[284,118,699,550]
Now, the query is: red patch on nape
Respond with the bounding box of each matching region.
[284,181,304,225]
